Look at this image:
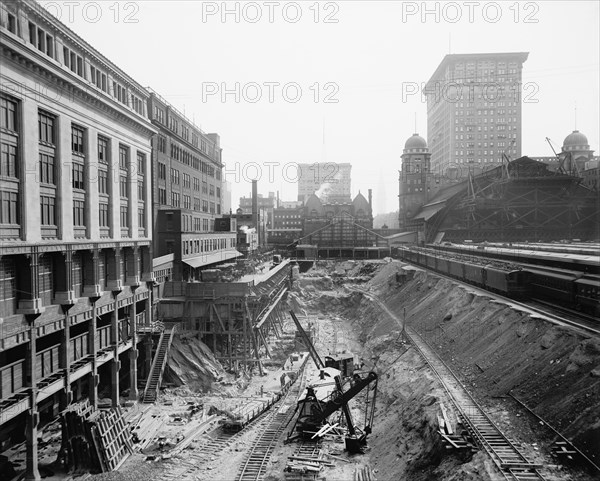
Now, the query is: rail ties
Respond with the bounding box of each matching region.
[351,287,546,481]
[408,329,545,481]
[235,362,310,481]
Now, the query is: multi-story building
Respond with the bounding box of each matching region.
[425,52,529,179]
[268,205,303,246]
[0,1,155,478]
[148,91,236,280]
[239,191,276,213]
[297,162,352,203]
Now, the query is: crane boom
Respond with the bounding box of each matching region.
[289,310,324,369]
[318,372,378,424]
[288,309,378,453]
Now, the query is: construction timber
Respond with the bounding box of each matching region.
[157,260,292,373]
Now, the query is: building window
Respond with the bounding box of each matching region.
[71,125,85,154]
[1,96,18,131]
[63,46,83,77]
[72,162,85,189]
[98,169,108,194]
[119,144,129,170]
[171,168,180,185]
[138,178,145,201]
[73,200,85,226]
[137,152,145,175]
[0,191,19,225]
[7,13,16,33]
[90,65,107,92]
[158,187,167,204]
[98,136,109,163]
[99,203,109,227]
[158,162,166,179]
[138,207,146,228]
[157,135,166,153]
[120,175,128,198]
[171,192,180,207]
[41,196,56,225]
[38,111,55,144]
[1,143,18,178]
[120,206,129,228]
[39,153,55,185]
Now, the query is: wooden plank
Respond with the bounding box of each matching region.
[440,402,453,435]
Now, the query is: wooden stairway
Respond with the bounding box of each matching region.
[141,325,177,403]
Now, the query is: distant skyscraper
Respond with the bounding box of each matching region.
[297,162,352,203]
[425,52,529,179]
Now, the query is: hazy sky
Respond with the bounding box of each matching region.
[40,0,600,214]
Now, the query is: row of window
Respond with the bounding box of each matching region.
[158,164,220,197]
[0,95,146,237]
[169,142,218,176]
[20,18,145,115]
[182,237,237,256]
[0,250,148,317]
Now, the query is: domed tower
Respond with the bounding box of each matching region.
[560,130,594,174]
[399,133,431,228]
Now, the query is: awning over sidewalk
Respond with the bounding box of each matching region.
[182,249,242,269]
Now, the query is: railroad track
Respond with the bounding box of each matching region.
[528,299,600,333]
[407,329,545,481]
[161,420,253,480]
[163,362,311,481]
[235,361,311,481]
[350,286,547,481]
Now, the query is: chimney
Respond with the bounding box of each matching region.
[368,189,373,212]
[252,180,259,244]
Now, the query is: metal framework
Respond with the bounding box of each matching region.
[429,158,599,242]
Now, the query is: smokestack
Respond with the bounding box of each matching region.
[252,180,259,244]
[368,189,373,212]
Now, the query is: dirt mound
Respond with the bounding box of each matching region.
[341,263,600,472]
[164,333,233,393]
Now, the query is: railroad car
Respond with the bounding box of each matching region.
[525,267,580,306]
[447,258,464,279]
[484,266,531,299]
[464,262,485,287]
[396,247,596,313]
[574,275,600,315]
[429,243,599,274]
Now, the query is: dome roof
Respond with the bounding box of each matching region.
[563,130,589,150]
[404,133,428,151]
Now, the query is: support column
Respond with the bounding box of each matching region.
[57,247,76,411]
[24,314,41,481]
[88,299,99,409]
[59,304,74,411]
[129,290,139,400]
[110,294,120,408]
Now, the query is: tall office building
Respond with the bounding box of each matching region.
[425,52,529,179]
[297,162,352,203]
[0,1,155,478]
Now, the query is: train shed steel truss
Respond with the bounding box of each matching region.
[425,158,599,243]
